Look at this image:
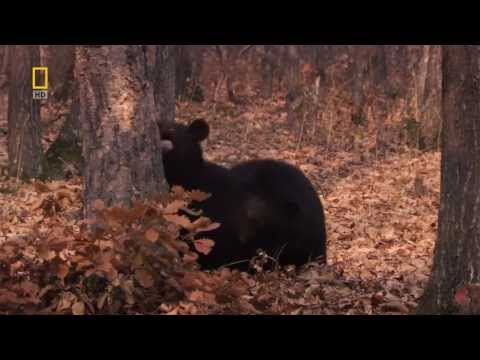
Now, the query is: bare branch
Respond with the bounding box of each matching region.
[239,45,255,57]
[215,45,226,66]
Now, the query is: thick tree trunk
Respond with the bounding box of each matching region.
[7,45,43,180]
[75,45,169,220]
[153,45,175,125]
[41,45,75,103]
[417,46,480,314]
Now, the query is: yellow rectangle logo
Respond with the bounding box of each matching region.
[32,67,48,90]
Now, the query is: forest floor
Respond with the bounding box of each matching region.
[0,97,440,314]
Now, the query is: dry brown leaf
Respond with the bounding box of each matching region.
[189,190,211,202]
[57,292,76,312]
[33,181,52,193]
[96,262,118,281]
[170,240,190,253]
[56,264,69,281]
[92,199,105,211]
[163,214,192,229]
[0,289,22,304]
[56,189,77,204]
[171,186,185,197]
[20,281,39,298]
[10,260,24,273]
[38,245,56,261]
[145,228,160,242]
[193,221,221,234]
[97,293,108,310]
[38,285,54,299]
[193,239,215,255]
[380,301,409,313]
[183,252,199,263]
[72,301,86,315]
[76,260,94,270]
[132,253,144,268]
[166,307,180,315]
[135,269,154,288]
[163,200,187,215]
[181,271,204,290]
[188,290,217,305]
[31,198,46,211]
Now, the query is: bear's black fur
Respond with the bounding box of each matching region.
[160,119,250,269]
[160,119,327,270]
[230,159,327,267]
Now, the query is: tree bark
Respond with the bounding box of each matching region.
[417,45,442,150]
[260,45,275,99]
[175,45,204,102]
[0,45,7,89]
[285,45,302,126]
[41,82,82,180]
[417,46,480,314]
[7,45,43,180]
[41,45,76,103]
[37,45,82,180]
[75,45,169,220]
[214,45,250,105]
[0,46,9,129]
[153,45,176,125]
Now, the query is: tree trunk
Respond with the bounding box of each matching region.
[214,45,250,105]
[75,45,169,220]
[153,45,176,125]
[38,45,82,180]
[0,46,8,130]
[417,46,480,314]
[7,45,43,180]
[351,45,368,123]
[41,82,82,180]
[175,45,204,102]
[41,45,76,103]
[0,45,7,90]
[417,45,442,150]
[285,45,302,127]
[260,45,275,99]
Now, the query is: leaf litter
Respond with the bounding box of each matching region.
[0,98,440,314]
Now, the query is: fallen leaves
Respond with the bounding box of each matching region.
[72,301,86,315]
[163,214,192,229]
[0,187,223,314]
[144,228,159,242]
[0,96,443,315]
[135,269,154,289]
[193,239,215,255]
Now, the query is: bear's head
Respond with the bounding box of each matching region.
[159,118,210,186]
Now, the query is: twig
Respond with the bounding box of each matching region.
[239,45,254,58]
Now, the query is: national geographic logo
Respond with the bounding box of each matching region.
[32,67,48,100]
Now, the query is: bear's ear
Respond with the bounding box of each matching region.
[189,118,210,142]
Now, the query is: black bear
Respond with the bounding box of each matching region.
[230,160,327,268]
[160,119,327,270]
[159,119,251,269]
